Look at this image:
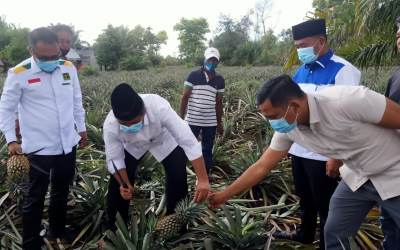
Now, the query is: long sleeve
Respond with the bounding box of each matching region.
[0,70,21,143]
[159,97,202,161]
[72,69,86,132]
[103,123,126,174]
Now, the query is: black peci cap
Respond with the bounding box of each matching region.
[292,19,326,40]
[111,83,144,121]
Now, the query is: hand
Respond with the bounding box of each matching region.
[326,159,342,178]
[194,179,210,203]
[120,184,134,200]
[208,190,229,209]
[78,131,88,149]
[217,123,224,136]
[8,142,22,156]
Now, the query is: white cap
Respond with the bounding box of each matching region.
[204,47,220,61]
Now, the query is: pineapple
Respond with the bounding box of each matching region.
[155,197,204,240]
[6,154,30,186]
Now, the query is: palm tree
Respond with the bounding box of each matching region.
[284,0,400,70]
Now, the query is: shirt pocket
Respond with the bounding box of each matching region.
[23,80,49,99]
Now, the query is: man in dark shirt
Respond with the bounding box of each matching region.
[381,16,400,250]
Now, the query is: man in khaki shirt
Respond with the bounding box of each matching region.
[209,75,400,249]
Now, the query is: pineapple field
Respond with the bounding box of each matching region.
[0,65,395,249]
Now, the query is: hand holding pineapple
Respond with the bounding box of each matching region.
[7,141,22,155]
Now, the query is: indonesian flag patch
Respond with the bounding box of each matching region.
[28,78,41,84]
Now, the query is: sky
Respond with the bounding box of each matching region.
[1,0,313,56]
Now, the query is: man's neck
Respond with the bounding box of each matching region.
[318,46,330,58]
[297,97,310,126]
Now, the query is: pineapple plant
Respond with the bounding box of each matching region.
[155,197,204,241]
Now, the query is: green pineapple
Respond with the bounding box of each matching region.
[155,197,204,241]
[6,154,30,185]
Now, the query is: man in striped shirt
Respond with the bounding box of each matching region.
[180,47,225,176]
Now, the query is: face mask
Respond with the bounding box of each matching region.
[60,48,70,57]
[297,46,318,64]
[120,121,144,134]
[204,61,217,72]
[36,59,59,73]
[268,105,297,133]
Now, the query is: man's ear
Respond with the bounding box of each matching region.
[28,46,34,57]
[289,98,303,111]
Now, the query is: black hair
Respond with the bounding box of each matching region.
[28,27,59,48]
[256,74,305,107]
[111,83,144,121]
[396,17,400,27]
[51,24,74,36]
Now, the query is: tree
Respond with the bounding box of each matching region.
[0,17,30,69]
[212,14,252,65]
[312,0,400,67]
[94,25,130,70]
[173,18,209,63]
[94,24,168,70]
[254,0,273,37]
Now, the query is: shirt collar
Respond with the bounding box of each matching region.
[30,57,42,74]
[307,93,321,124]
[143,110,149,126]
[30,56,61,74]
[305,49,333,70]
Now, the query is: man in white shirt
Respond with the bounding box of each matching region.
[0,27,87,250]
[209,75,400,250]
[104,83,210,229]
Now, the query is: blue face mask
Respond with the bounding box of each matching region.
[297,46,318,64]
[36,59,59,73]
[120,121,144,134]
[268,106,297,133]
[204,61,217,72]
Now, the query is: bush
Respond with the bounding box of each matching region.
[80,65,99,76]
[120,54,150,71]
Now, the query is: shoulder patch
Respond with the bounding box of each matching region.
[13,63,31,74]
[59,60,74,67]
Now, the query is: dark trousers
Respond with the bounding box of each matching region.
[381,207,400,250]
[291,155,338,249]
[106,146,188,229]
[22,148,76,250]
[189,125,216,174]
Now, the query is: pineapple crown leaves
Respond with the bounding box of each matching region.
[174,197,206,222]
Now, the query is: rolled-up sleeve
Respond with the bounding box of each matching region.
[269,132,293,152]
[341,87,386,124]
[0,70,21,143]
[159,97,202,161]
[72,69,86,132]
[103,125,126,174]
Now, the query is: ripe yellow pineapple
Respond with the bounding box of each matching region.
[6,154,30,185]
[155,197,204,240]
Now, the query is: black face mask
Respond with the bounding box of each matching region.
[60,48,70,57]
